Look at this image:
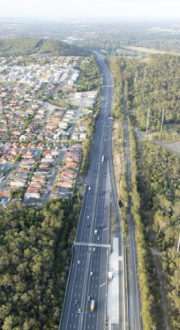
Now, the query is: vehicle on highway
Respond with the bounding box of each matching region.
[78,308,81,313]
[102,155,104,162]
[93,248,96,252]
[75,275,78,280]
[97,237,100,241]
[89,187,91,191]
[90,271,93,276]
[87,216,89,219]
[94,230,97,234]
[91,300,95,312]
[77,260,80,264]
[88,296,91,301]
[75,300,78,305]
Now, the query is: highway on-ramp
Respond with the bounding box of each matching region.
[60,52,124,330]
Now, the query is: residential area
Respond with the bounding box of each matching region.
[0,53,97,207]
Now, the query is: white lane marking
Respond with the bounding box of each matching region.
[99,282,106,288]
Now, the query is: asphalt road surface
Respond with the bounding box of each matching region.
[60,52,124,330]
[123,87,143,330]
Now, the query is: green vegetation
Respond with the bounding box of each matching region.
[80,87,101,175]
[138,142,180,329]
[123,54,180,141]
[0,194,82,330]
[106,56,128,238]
[120,52,180,329]
[76,55,103,92]
[107,56,168,329]
[0,37,88,57]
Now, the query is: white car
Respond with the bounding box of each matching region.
[78,260,80,264]
[78,308,81,313]
[97,237,100,241]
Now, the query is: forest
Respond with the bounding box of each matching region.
[119,52,180,328]
[107,56,172,329]
[76,54,103,92]
[138,143,180,329]
[0,193,82,330]
[0,37,88,57]
[123,54,180,141]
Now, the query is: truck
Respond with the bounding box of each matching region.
[108,272,113,280]
[91,300,95,312]
[102,155,104,163]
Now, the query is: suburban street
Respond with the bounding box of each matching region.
[60,53,124,330]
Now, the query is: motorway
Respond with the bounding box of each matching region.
[123,87,143,330]
[60,52,124,330]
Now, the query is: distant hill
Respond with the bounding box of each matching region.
[0,37,88,57]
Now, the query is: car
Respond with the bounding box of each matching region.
[93,248,96,252]
[88,296,91,301]
[89,207,90,209]
[87,216,89,219]
[97,217,100,220]
[77,260,80,264]
[87,224,90,227]
[75,275,78,280]
[97,237,100,241]
[75,300,78,305]
[90,272,93,276]
[78,308,81,313]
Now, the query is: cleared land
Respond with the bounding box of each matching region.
[122,46,180,56]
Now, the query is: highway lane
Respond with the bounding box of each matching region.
[60,52,122,330]
[123,86,143,330]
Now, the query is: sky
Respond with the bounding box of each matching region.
[0,0,180,19]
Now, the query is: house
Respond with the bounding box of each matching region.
[3,150,11,155]
[0,155,8,163]
[71,144,82,150]
[27,143,36,149]
[12,143,18,148]
[26,187,39,193]
[29,183,43,189]
[24,192,40,199]
[19,135,27,141]
[10,181,26,187]
[12,131,21,135]
[80,133,87,140]
[20,143,26,148]
[4,142,11,149]
[11,148,19,155]
[72,133,79,141]
[27,158,36,164]
[0,191,10,197]
[59,176,74,183]
[41,158,54,163]
[8,155,16,162]
[57,181,73,188]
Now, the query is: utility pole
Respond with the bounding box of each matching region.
[161,108,165,132]
[146,107,150,134]
[135,70,138,84]
[144,69,147,82]
[177,233,180,252]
